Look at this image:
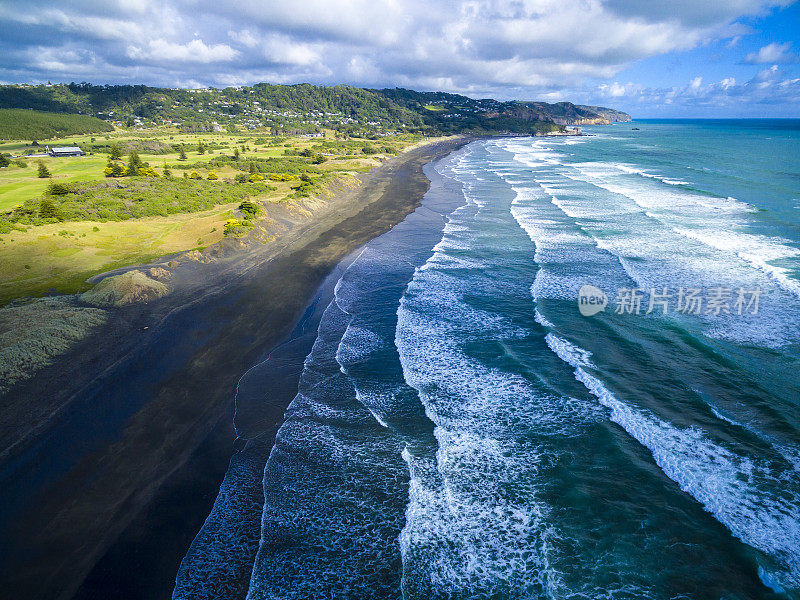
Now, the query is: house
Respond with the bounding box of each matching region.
[48,146,85,157]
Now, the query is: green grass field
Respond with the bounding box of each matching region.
[0,125,424,304]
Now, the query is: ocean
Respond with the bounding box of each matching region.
[174,120,800,600]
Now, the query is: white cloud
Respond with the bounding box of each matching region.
[595,66,800,114]
[744,41,800,64]
[598,81,642,97]
[0,0,797,115]
[228,29,259,49]
[126,39,239,63]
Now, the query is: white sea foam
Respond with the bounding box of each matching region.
[534,309,554,328]
[395,150,612,597]
[544,333,595,368]
[673,227,800,300]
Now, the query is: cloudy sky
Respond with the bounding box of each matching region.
[0,0,798,117]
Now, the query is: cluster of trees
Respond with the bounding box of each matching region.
[104,145,159,177]
[286,147,327,164]
[103,144,156,177]
[0,108,112,140]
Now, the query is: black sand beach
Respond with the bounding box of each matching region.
[0,136,469,600]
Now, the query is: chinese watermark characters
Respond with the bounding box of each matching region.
[577,285,762,317]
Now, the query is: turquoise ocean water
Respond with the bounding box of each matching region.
[175,120,800,599]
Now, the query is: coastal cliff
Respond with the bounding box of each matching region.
[576,104,632,123]
[497,101,631,126]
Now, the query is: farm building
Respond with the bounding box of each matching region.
[48,146,85,157]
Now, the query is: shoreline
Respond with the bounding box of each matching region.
[0,135,472,600]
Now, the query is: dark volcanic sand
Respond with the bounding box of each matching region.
[0,138,469,600]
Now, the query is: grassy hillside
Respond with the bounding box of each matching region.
[0,109,113,140]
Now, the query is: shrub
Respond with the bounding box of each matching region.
[3,178,277,227]
[14,159,28,168]
[189,171,201,179]
[268,173,295,181]
[46,182,71,195]
[239,200,260,219]
[313,154,327,164]
[104,160,125,177]
[0,153,9,168]
[207,171,218,180]
[138,166,160,177]
[223,218,254,238]
[248,173,265,182]
[234,173,248,183]
[361,144,377,155]
[39,197,60,220]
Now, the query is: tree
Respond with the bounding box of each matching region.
[109,144,123,160]
[233,148,240,160]
[178,146,187,160]
[0,153,9,168]
[126,117,135,127]
[126,151,142,176]
[313,154,327,164]
[163,165,172,177]
[37,160,51,178]
[197,142,206,155]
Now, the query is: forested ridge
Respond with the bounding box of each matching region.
[0,82,630,137]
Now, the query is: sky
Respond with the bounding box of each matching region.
[0,0,798,117]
